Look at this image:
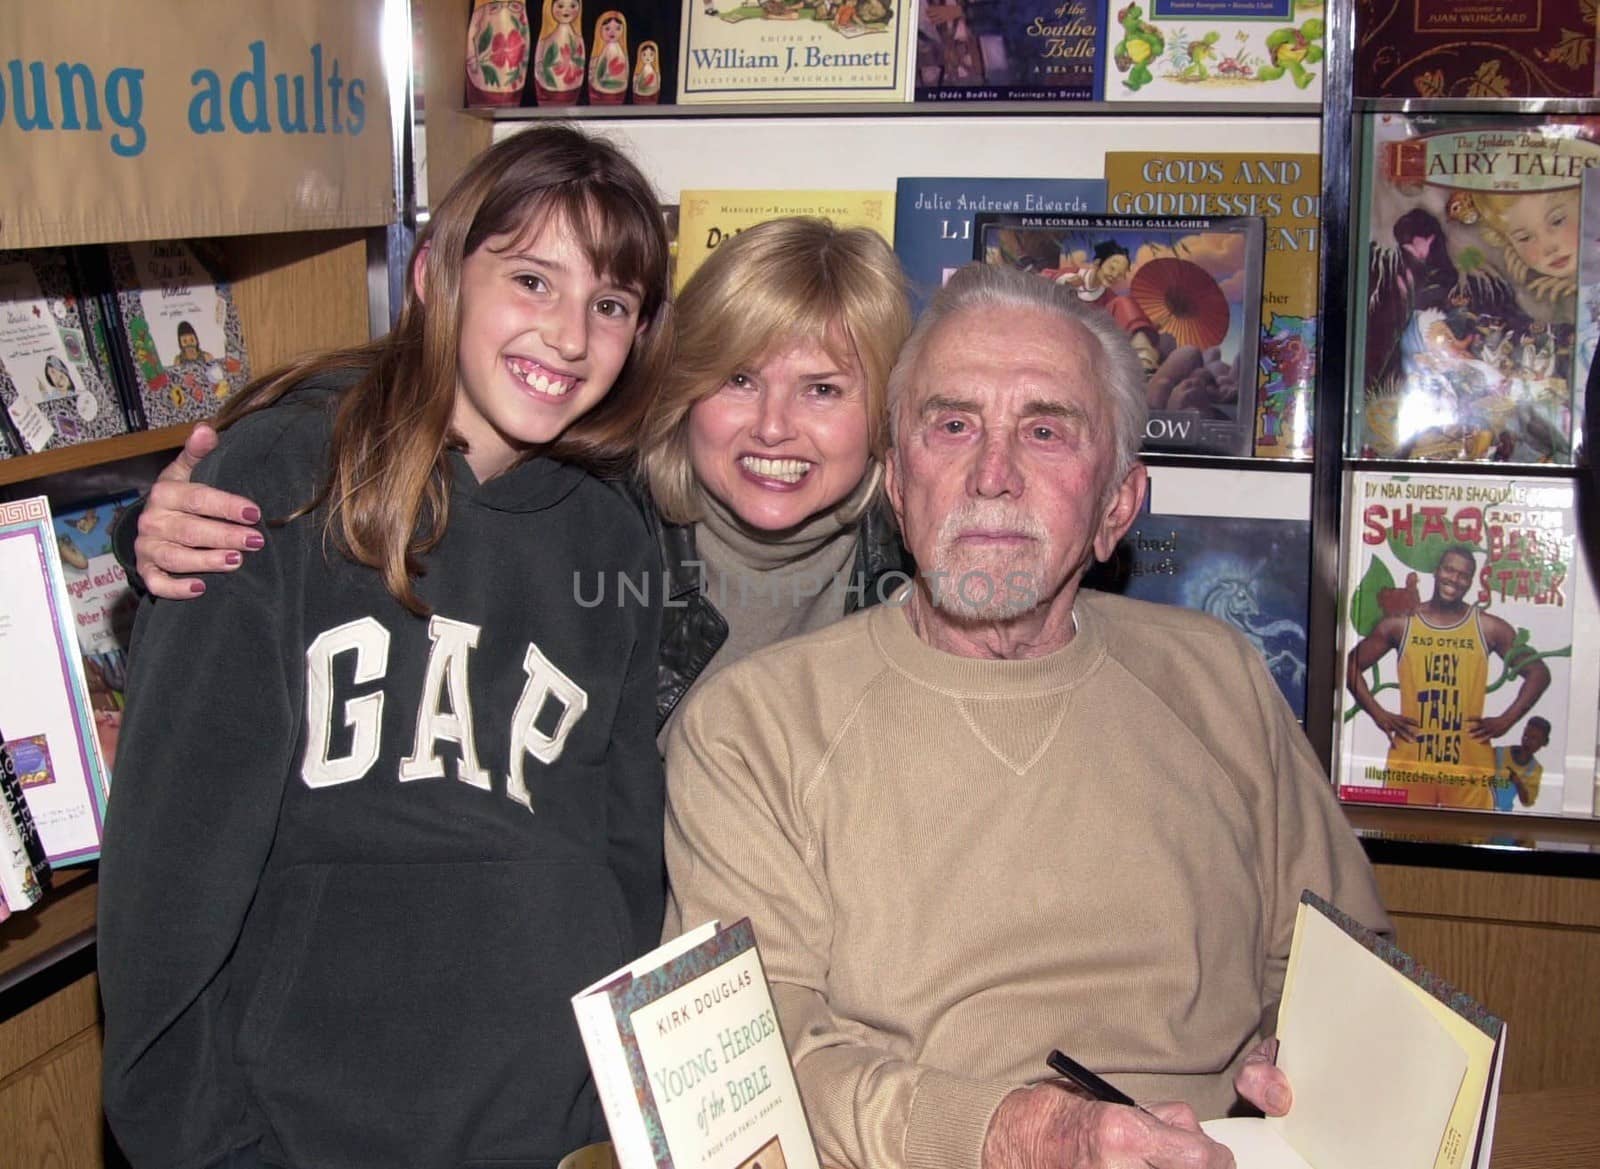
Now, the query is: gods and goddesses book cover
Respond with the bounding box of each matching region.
[1103,151,1321,459]
[974,210,1265,456]
[1351,113,1600,464]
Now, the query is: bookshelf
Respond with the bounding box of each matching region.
[0,6,407,1162]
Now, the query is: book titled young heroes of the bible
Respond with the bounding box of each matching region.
[573,918,820,1169]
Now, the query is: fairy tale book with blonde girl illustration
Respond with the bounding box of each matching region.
[1353,112,1600,464]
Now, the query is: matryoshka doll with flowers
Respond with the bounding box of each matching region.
[588,11,630,105]
[464,0,531,106]
[534,0,585,105]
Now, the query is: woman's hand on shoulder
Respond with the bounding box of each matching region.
[136,424,266,599]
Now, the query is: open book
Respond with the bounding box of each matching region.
[1201,892,1505,1169]
[572,918,821,1169]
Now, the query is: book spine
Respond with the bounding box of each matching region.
[573,993,659,1169]
[0,738,52,889]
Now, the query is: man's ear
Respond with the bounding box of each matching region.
[1092,462,1148,563]
[884,446,906,529]
[411,244,431,304]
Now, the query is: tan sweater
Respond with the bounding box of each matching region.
[664,591,1389,1169]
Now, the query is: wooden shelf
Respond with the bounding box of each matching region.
[1350,804,1600,877]
[466,99,1323,121]
[0,425,194,488]
[0,866,98,997]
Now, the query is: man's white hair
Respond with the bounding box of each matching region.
[886,262,1149,482]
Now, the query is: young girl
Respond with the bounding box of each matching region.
[97,124,673,1169]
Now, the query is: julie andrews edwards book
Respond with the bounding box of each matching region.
[572,918,820,1169]
[893,176,1106,315]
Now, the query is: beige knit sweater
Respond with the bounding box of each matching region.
[663,591,1389,1169]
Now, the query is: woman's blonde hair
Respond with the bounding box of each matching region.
[214,123,672,615]
[639,216,912,524]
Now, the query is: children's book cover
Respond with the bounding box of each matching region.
[468,1,680,109]
[1338,472,1594,818]
[678,1,916,104]
[1356,0,1600,99]
[1352,113,1600,464]
[0,248,130,455]
[573,918,821,1169]
[104,240,250,431]
[675,189,894,293]
[1086,465,1311,719]
[52,492,140,715]
[0,497,112,865]
[893,176,1106,315]
[1104,151,1320,459]
[975,210,1264,455]
[1104,0,1325,103]
[914,1,1100,102]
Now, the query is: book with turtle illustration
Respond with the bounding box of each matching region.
[974,209,1265,456]
[1103,0,1325,103]
[1350,112,1600,464]
[1337,471,1599,818]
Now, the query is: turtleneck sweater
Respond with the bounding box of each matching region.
[663,589,1388,1169]
[690,481,867,685]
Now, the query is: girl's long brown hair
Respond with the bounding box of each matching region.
[213,124,673,615]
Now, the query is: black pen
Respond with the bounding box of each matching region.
[1046,1049,1159,1119]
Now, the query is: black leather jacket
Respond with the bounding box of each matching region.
[653,503,912,731]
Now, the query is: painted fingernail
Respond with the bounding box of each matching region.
[225,551,242,566]
[242,506,262,522]
[245,533,265,549]
[189,580,206,594]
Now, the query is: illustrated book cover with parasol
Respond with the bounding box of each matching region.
[974,210,1264,456]
[1350,112,1600,464]
[1102,151,1322,460]
[1337,470,1600,819]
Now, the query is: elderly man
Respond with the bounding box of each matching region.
[662,262,1389,1169]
